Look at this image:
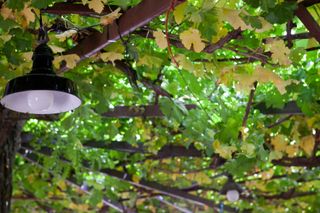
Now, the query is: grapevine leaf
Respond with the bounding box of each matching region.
[173,2,187,24]
[299,135,315,157]
[88,0,105,14]
[100,8,122,26]
[153,29,167,49]
[179,28,205,53]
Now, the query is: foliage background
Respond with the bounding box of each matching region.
[1,0,320,212]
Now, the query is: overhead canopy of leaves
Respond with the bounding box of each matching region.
[2,0,320,212]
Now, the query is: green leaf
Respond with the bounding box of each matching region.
[159,97,187,123]
[242,15,263,29]
[31,0,59,8]
[244,0,276,11]
[0,17,18,33]
[289,47,306,65]
[197,9,218,41]
[89,189,103,206]
[6,0,28,10]
[263,2,297,24]
[224,155,257,177]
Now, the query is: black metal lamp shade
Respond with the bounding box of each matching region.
[0,43,81,114]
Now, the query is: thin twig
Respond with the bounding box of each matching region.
[165,0,179,67]
[224,45,271,65]
[203,28,242,53]
[267,115,293,128]
[238,81,258,140]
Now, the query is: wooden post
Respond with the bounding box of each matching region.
[0,107,23,213]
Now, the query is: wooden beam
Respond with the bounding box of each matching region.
[21,135,205,158]
[102,101,304,118]
[295,4,320,43]
[61,0,186,72]
[103,104,197,118]
[254,101,303,115]
[301,0,320,7]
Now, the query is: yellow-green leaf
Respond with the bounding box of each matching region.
[153,29,167,49]
[271,134,288,152]
[137,55,163,68]
[269,150,283,161]
[173,2,187,24]
[212,140,237,159]
[100,7,121,26]
[49,45,65,53]
[179,28,205,53]
[55,29,78,42]
[53,54,80,69]
[88,0,105,14]
[299,135,315,157]
[100,52,124,65]
[132,175,141,183]
[265,39,291,66]
[285,144,299,157]
[234,65,291,94]
[20,4,35,27]
[241,142,256,157]
[0,6,14,20]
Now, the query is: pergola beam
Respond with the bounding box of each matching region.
[60,0,186,72]
[296,3,320,43]
[301,0,320,7]
[103,104,197,118]
[20,135,204,158]
[254,101,303,115]
[102,101,303,118]
[22,134,320,168]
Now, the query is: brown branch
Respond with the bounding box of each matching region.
[203,28,242,53]
[260,188,316,200]
[114,60,172,98]
[238,81,258,140]
[263,32,311,43]
[272,156,320,168]
[267,115,293,129]
[224,45,271,65]
[12,195,63,201]
[242,81,258,128]
[286,20,295,48]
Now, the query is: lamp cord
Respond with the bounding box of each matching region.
[116,19,131,60]
[37,13,48,44]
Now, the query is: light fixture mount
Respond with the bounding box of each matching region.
[1,43,81,114]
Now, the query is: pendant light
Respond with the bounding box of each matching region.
[0,15,81,114]
[220,175,243,202]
